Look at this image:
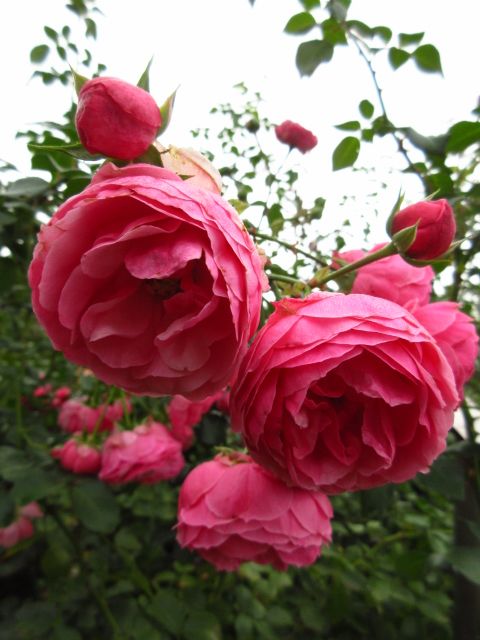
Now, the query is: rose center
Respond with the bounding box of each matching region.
[144,278,182,300]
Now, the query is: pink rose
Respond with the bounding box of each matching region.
[0,517,34,549]
[51,386,71,408]
[19,502,43,520]
[29,163,266,400]
[413,302,478,400]
[75,77,161,160]
[156,143,223,194]
[167,390,230,449]
[391,199,456,260]
[58,399,125,434]
[176,453,333,571]
[274,120,317,153]
[99,422,184,485]
[51,438,101,474]
[230,293,458,494]
[33,384,52,398]
[336,243,434,311]
[0,502,42,549]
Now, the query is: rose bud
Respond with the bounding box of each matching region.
[390,199,456,260]
[167,390,230,449]
[99,422,184,485]
[75,77,161,160]
[156,143,223,194]
[334,244,434,311]
[230,292,458,494]
[176,454,332,571]
[51,438,101,475]
[274,120,317,153]
[29,163,267,399]
[413,302,479,400]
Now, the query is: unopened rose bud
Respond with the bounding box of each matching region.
[75,77,161,160]
[274,120,317,154]
[245,119,260,133]
[390,199,456,260]
[155,143,222,194]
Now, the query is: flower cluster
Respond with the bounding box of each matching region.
[28,74,478,574]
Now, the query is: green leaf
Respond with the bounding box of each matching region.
[158,88,177,136]
[5,177,49,198]
[0,447,34,480]
[388,47,410,70]
[372,26,392,43]
[30,45,50,63]
[284,12,316,35]
[267,203,284,232]
[28,141,101,161]
[446,121,480,153]
[299,0,320,8]
[137,57,153,91]
[70,67,89,95]
[329,0,351,22]
[335,120,361,131]
[399,31,424,47]
[413,44,442,73]
[332,136,360,170]
[85,17,97,39]
[296,39,334,76]
[419,454,465,501]
[71,479,120,534]
[346,20,372,38]
[12,468,62,502]
[44,26,58,42]
[183,610,221,640]
[321,17,347,46]
[134,143,163,165]
[143,590,186,634]
[359,99,374,119]
[448,547,480,585]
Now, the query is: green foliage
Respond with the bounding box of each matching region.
[1,1,479,639]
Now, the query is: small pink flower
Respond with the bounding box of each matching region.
[51,386,71,408]
[230,292,458,494]
[33,384,52,398]
[75,76,161,160]
[335,243,434,311]
[176,454,333,571]
[99,422,184,485]
[391,199,456,260]
[167,390,230,449]
[58,398,128,434]
[19,502,43,520]
[275,120,317,153]
[29,163,267,399]
[0,517,34,549]
[51,438,101,474]
[414,302,478,400]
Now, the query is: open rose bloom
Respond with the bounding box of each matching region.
[99,421,184,484]
[413,302,478,399]
[29,163,266,399]
[176,454,333,571]
[335,244,434,311]
[230,293,458,494]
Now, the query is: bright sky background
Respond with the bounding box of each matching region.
[1,0,479,241]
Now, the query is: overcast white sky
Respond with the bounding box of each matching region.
[1,0,479,240]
